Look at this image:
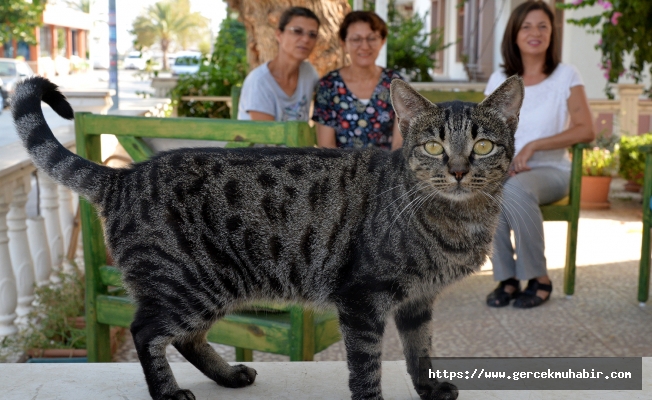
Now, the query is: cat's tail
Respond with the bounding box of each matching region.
[11,76,117,204]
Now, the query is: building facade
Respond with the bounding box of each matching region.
[0,3,93,77]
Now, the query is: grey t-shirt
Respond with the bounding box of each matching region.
[237,61,319,121]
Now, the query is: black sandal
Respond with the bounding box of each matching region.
[486,278,521,307]
[513,279,552,309]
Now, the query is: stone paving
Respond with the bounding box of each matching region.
[113,178,652,363]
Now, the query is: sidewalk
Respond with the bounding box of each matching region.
[113,178,652,363]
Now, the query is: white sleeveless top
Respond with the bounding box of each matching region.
[484,63,584,172]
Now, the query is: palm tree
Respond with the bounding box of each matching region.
[130,0,207,70]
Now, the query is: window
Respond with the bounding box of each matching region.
[40,26,52,57]
[72,30,78,56]
[17,41,30,61]
[57,28,66,57]
[3,41,15,58]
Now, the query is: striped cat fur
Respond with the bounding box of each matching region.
[12,75,523,400]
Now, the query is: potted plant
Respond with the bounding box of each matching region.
[581,145,617,209]
[1,270,124,363]
[618,133,652,193]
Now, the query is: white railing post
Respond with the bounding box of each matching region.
[26,214,52,287]
[58,185,75,256]
[39,173,65,277]
[0,186,18,337]
[6,176,36,322]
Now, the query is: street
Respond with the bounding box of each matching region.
[0,69,160,148]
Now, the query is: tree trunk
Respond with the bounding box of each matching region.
[225,0,350,77]
[161,38,169,70]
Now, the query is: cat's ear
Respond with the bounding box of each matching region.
[391,79,436,136]
[478,75,524,130]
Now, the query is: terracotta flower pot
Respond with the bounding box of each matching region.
[27,348,87,358]
[624,180,642,193]
[580,176,612,210]
[27,318,126,362]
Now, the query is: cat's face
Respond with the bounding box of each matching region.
[391,77,524,201]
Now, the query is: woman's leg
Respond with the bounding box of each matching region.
[505,167,569,282]
[488,194,520,307]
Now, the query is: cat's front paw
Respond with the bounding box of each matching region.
[223,364,257,388]
[161,389,196,400]
[417,381,458,400]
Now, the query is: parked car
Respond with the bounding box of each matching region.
[171,52,202,76]
[0,58,35,108]
[92,53,110,70]
[123,51,149,70]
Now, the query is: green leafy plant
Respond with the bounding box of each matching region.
[170,10,247,118]
[0,0,46,45]
[583,147,616,176]
[618,133,652,185]
[1,271,86,355]
[558,0,652,99]
[386,1,450,82]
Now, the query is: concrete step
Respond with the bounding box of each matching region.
[2,360,651,399]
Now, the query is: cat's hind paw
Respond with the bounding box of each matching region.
[161,389,196,400]
[417,381,458,400]
[223,364,257,388]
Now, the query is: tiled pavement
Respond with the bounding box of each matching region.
[113,178,652,363]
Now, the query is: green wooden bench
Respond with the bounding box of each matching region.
[76,113,341,362]
[637,145,652,304]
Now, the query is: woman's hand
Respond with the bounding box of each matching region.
[510,142,536,175]
[316,123,337,148]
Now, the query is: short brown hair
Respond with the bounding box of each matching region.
[278,7,320,32]
[338,11,388,42]
[501,1,559,77]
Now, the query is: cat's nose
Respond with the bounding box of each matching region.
[448,159,469,182]
[451,169,468,182]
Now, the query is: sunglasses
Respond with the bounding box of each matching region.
[286,26,319,40]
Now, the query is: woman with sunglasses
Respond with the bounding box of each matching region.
[312,11,404,150]
[238,7,320,121]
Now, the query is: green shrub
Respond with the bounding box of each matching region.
[171,11,247,118]
[386,1,450,82]
[583,147,616,176]
[1,271,86,355]
[618,133,652,184]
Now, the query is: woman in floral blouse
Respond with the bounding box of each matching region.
[312,11,404,150]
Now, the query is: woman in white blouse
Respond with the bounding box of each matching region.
[485,1,595,309]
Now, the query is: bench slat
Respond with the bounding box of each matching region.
[95,295,338,355]
[77,114,294,144]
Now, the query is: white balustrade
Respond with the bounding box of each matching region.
[0,186,18,337]
[58,185,75,256]
[6,176,36,322]
[39,173,65,277]
[26,216,52,287]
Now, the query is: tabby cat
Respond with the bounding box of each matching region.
[12,75,523,400]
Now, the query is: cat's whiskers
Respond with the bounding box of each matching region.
[495,185,543,241]
[478,190,511,231]
[388,187,436,235]
[405,185,442,226]
[378,180,430,215]
[389,183,443,236]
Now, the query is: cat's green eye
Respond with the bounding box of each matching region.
[473,140,494,155]
[424,141,444,156]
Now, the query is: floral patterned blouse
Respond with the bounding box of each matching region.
[312,68,404,150]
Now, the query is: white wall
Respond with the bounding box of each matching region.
[561,4,607,99]
[562,3,651,100]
